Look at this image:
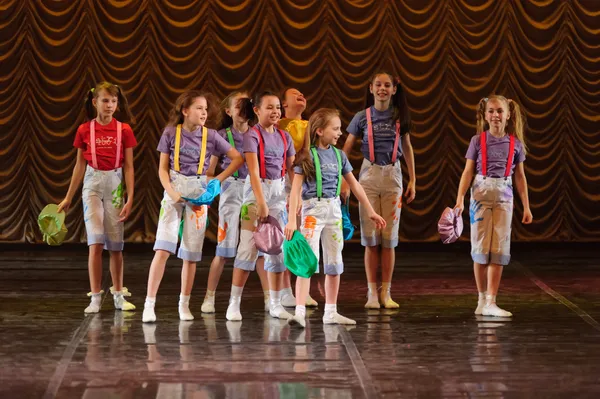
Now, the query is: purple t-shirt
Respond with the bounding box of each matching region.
[346,106,403,166]
[294,146,353,200]
[217,127,249,179]
[466,131,526,178]
[157,125,232,176]
[243,124,296,180]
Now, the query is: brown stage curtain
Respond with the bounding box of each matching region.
[1,0,598,244]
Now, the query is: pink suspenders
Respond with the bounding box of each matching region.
[365,107,400,164]
[89,119,122,169]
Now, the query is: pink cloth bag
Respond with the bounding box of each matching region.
[438,207,463,244]
[254,215,284,255]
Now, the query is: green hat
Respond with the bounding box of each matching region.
[283,231,318,278]
[38,204,68,246]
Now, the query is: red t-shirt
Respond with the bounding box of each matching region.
[74,119,137,170]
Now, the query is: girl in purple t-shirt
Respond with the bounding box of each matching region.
[454,95,533,318]
[226,91,296,322]
[342,72,417,310]
[200,91,270,314]
[284,108,386,328]
[142,90,243,323]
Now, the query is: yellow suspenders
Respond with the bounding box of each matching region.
[174,124,208,175]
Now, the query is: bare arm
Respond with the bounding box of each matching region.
[245,152,268,220]
[284,173,304,240]
[57,149,86,213]
[286,154,296,187]
[401,134,416,204]
[158,152,181,202]
[454,159,475,216]
[340,134,358,200]
[514,162,533,224]
[119,147,135,221]
[215,148,243,182]
[206,155,219,180]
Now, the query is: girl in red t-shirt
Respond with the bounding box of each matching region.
[58,81,137,314]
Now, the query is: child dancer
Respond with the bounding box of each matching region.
[225,91,296,321]
[278,87,318,308]
[58,81,137,313]
[285,108,386,327]
[342,72,416,309]
[201,91,270,313]
[142,90,243,323]
[454,95,532,317]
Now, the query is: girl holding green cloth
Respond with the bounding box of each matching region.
[285,108,386,327]
[58,81,137,314]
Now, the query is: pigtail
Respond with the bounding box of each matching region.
[115,85,135,124]
[84,88,96,120]
[507,99,527,154]
[238,98,256,122]
[475,97,488,133]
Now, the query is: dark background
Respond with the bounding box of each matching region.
[1,0,598,244]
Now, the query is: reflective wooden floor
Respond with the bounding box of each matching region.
[1,244,599,398]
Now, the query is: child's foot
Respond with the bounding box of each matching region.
[475,300,486,315]
[380,290,400,309]
[178,303,194,321]
[142,305,156,323]
[85,291,103,314]
[201,295,215,314]
[110,286,136,311]
[281,292,296,308]
[270,304,292,320]
[364,289,381,309]
[112,288,136,311]
[226,297,242,321]
[482,303,512,317]
[306,295,318,307]
[323,312,356,325]
[288,313,306,328]
[264,294,270,312]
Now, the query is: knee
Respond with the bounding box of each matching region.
[89,244,103,256]
[183,261,197,269]
[154,249,171,262]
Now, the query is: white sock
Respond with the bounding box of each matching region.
[282,287,293,296]
[368,282,377,294]
[485,294,496,306]
[179,294,190,305]
[270,290,280,306]
[231,285,244,298]
[324,303,337,315]
[206,290,215,298]
[264,290,270,300]
[145,296,156,307]
[295,305,306,317]
[478,292,486,301]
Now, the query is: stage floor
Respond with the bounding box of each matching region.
[1,246,599,398]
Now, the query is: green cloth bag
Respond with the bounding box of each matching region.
[283,231,318,278]
[38,204,68,246]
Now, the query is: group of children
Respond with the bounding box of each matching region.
[58,72,533,326]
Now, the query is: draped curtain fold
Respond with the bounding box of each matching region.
[1,0,598,243]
